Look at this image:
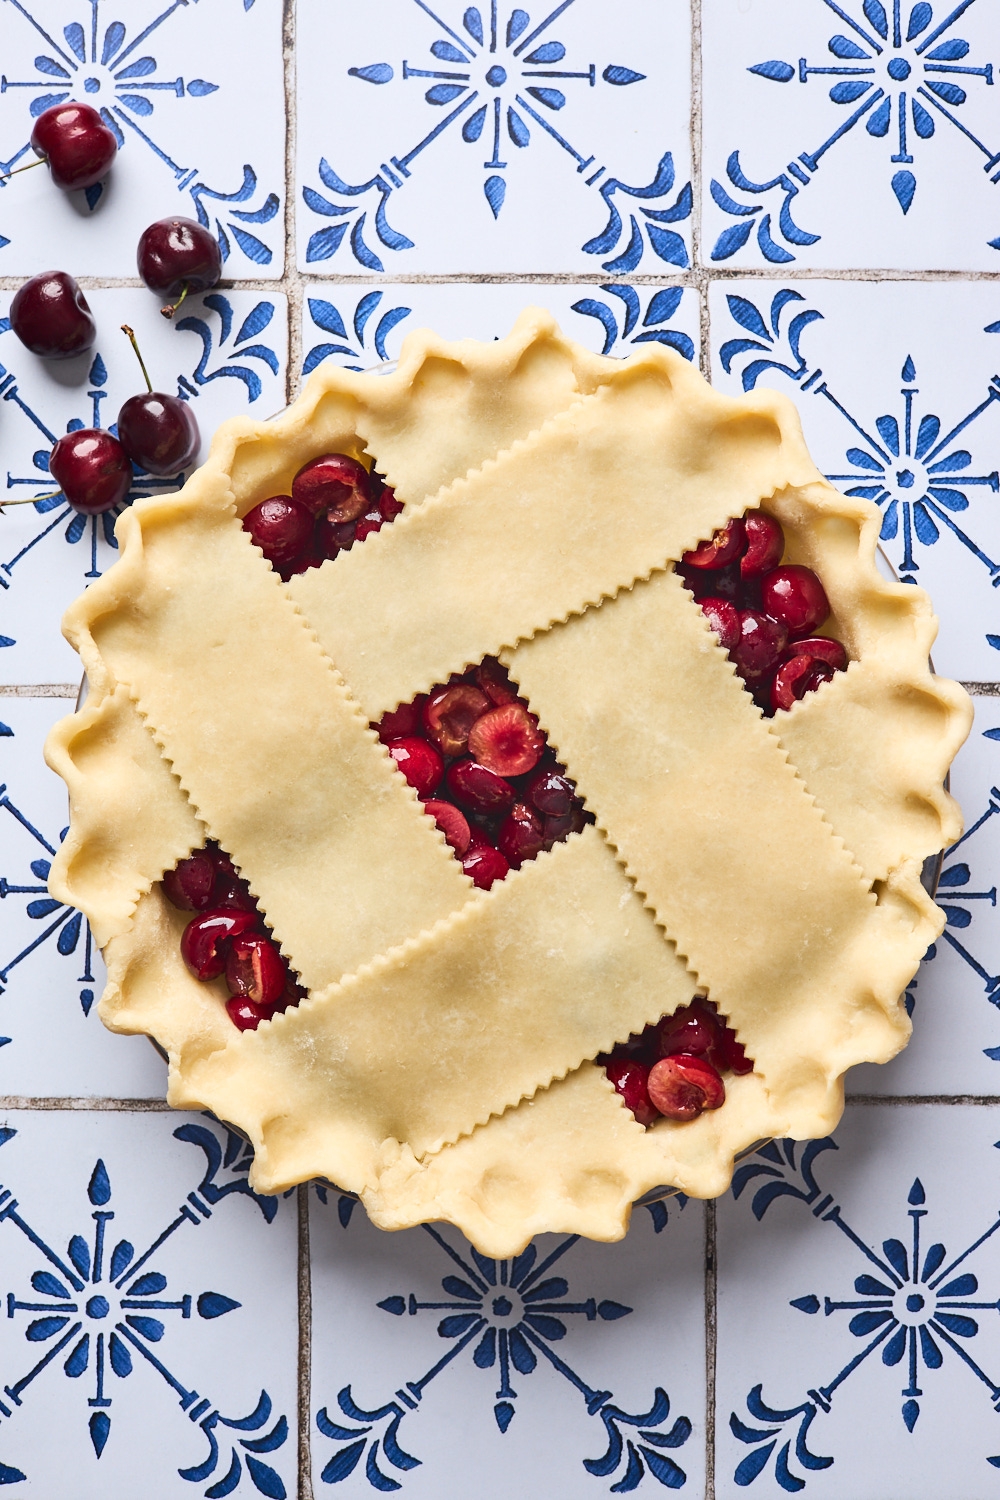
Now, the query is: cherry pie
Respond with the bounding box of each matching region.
[45,310,971,1255]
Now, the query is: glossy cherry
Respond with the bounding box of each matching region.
[423,682,490,757]
[741,510,784,578]
[445,758,516,817]
[699,596,740,652]
[242,495,313,567]
[461,835,510,890]
[386,736,443,798]
[180,908,257,982]
[526,763,574,817]
[760,565,830,638]
[162,849,218,911]
[30,102,117,190]
[647,1054,726,1121]
[605,1059,658,1127]
[117,324,200,475]
[225,932,286,1007]
[10,271,95,359]
[378,699,425,742]
[423,798,472,855]
[292,453,371,522]
[682,518,746,570]
[49,429,133,515]
[497,802,545,869]
[137,217,223,318]
[657,1002,719,1059]
[732,608,788,684]
[467,702,544,777]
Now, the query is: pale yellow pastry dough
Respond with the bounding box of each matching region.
[45,308,972,1253]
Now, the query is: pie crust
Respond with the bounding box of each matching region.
[45,309,972,1257]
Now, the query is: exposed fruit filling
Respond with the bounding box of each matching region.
[677,510,847,715]
[242,452,402,581]
[601,998,754,1126]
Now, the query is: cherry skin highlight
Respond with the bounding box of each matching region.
[162,850,218,911]
[445,758,516,817]
[386,737,443,798]
[461,836,510,890]
[10,271,95,359]
[760,565,830,638]
[180,908,257,982]
[740,510,785,579]
[30,102,117,190]
[225,932,286,1007]
[137,217,222,317]
[682,518,746,570]
[605,1059,658,1127]
[118,392,199,475]
[497,802,545,869]
[699,596,740,652]
[422,798,472,855]
[49,429,133,515]
[242,495,314,567]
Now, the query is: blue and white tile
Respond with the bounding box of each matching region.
[0,697,167,1098]
[702,0,1000,272]
[717,1106,1000,1499]
[300,279,699,379]
[0,0,285,278]
[0,288,288,686]
[309,1188,705,1497]
[0,1109,296,1498]
[709,278,1000,682]
[850,696,1000,1099]
[296,0,692,276]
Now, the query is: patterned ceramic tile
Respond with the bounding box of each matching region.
[702,0,1000,271]
[709,277,1000,681]
[295,0,692,276]
[300,279,699,378]
[0,287,288,686]
[717,1105,1000,1499]
[0,1109,296,1498]
[849,695,1000,1099]
[0,697,167,1098]
[0,0,285,278]
[309,1189,705,1497]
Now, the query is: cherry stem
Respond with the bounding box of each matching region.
[121,323,153,394]
[160,282,189,321]
[0,157,44,184]
[0,491,60,513]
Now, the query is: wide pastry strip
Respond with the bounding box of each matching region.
[359,1066,788,1258]
[45,683,205,948]
[84,501,470,993]
[291,356,812,720]
[179,826,697,1193]
[505,566,918,1134]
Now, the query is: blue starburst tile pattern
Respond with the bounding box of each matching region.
[703,0,1000,269]
[0,0,285,277]
[296,0,692,274]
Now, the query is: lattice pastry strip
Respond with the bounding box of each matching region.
[177,826,697,1195]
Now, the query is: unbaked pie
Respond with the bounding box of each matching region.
[45,309,972,1255]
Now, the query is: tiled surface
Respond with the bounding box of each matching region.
[2,1,999,1496]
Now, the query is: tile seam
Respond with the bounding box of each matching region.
[297,1183,314,1500]
[704,1198,716,1500]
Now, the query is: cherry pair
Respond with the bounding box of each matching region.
[242,454,402,579]
[678,511,847,714]
[604,998,752,1125]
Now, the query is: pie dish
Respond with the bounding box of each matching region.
[45,308,972,1256]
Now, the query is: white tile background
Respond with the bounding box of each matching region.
[2,0,999,1495]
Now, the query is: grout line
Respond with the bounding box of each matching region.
[845,1093,1000,1105]
[0,1096,174,1110]
[962,682,1000,696]
[297,1183,314,1500]
[0,683,79,697]
[704,1196,716,1500]
[283,0,302,403]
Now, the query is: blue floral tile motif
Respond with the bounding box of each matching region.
[298,0,691,274]
[313,1195,693,1493]
[717,286,1000,639]
[0,0,281,272]
[0,1121,289,1496]
[0,294,281,595]
[570,285,694,361]
[705,0,999,267]
[303,292,413,375]
[726,1136,1000,1491]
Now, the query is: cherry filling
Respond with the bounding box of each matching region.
[678,510,847,716]
[163,844,305,1032]
[375,658,594,890]
[601,998,753,1126]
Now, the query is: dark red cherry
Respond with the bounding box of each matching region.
[180,908,257,981]
[49,429,132,515]
[657,1002,718,1059]
[760,565,830,639]
[732,609,788,685]
[525,763,574,818]
[605,1058,658,1126]
[377,698,425,742]
[242,495,313,566]
[163,850,218,911]
[771,654,834,712]
[741,511,785,578]
[137,217,222,318]
[496,802,544,869]
[699,596,740,652]
[682,519,746,570]
[422,798,472,855]
[292,453,371,523]
[10,271,95,359]
[30,102,117,190]
[445,758,515,817]
[386,737,443,798]
[117,394,199,475]
[423,682,490,757]
[226,996,271,1032]
[225,932,286,1007]
[647,1054,725,1121]
[461,834,510,890]
[781,636,846,672]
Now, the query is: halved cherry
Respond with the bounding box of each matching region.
[605,1058,658,1127]
[461,834,510,890]
[468,702,545,777]
[423,683,490,757]
[445,758,516,816]
[213,872,260,912]
[710,1027,754,1077]
[525,762,574,817]
[497,802,545,869]
[354,507,384,542]
[386,737,444,798]
[771,654,835,712]
[732,609,788,684]
[378,486,403,519]
[226,996,271,1032]
[682,519,746,570]
[740,511,784,579]
[316,516,356,560]
[163,849,218,911]
[225,932,286,1006]
[377,697,425,742]
[699,596,740,652]
[181,908,258,981]
[782,636,846,671]
[292,452,371,522]
[476,656,519,705]
[542,805,588,848]
[647,1054,726,1121]
[423,798,471,855]
[760,565,830,638]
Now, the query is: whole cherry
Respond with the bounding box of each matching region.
[10,271,96,359]
[49,428,133,515]
[292,453,371,522]
[28,102,117,191]
[242,494,313,568]
[117,324,200,475]
[137,217,223,319]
